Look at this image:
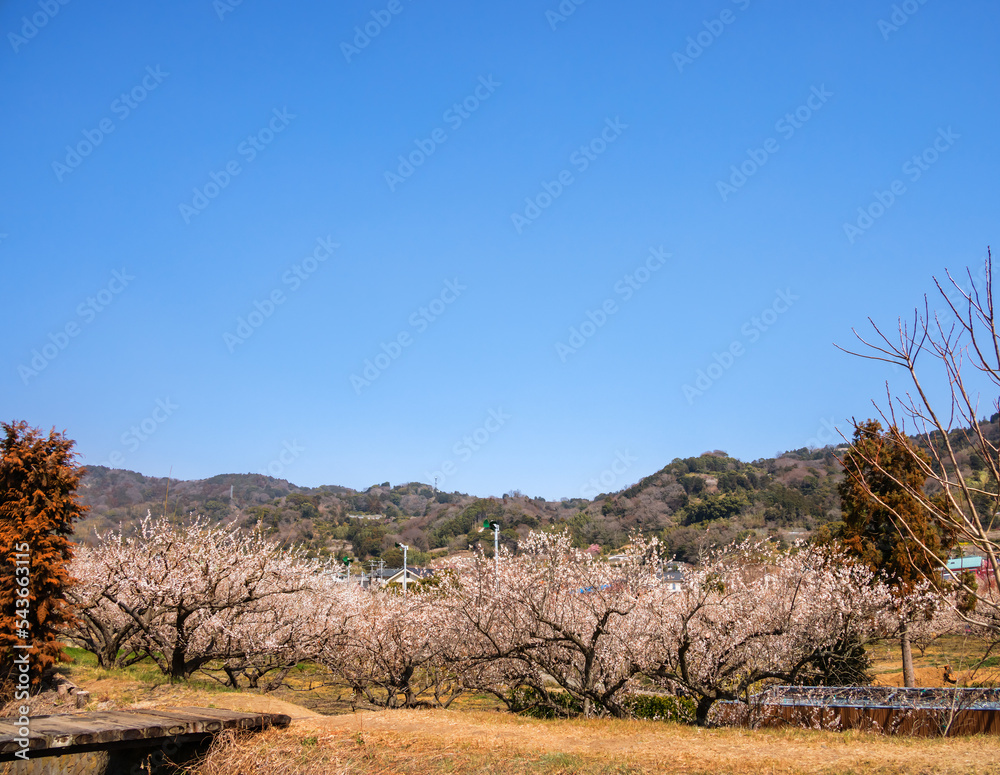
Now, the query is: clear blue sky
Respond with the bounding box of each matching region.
[2,0,997,499]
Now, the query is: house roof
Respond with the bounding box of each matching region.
[659,570,684,582]
[947,556,985,571]
[384,567,436,583]
[367,568,401,579]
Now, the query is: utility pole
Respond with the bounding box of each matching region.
[397,543,409,598]
[483,520,500,591]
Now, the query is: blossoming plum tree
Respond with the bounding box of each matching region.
[641,541,897,725]
[70,514,342,683]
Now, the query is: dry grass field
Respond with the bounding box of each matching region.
[869,634,1000,688]
[35,639,1000,774]
[187,709,1000,775]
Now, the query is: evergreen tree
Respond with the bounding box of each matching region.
[839,419,951,686]
[0,422,85,696]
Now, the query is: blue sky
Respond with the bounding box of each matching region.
[2,0,997,500]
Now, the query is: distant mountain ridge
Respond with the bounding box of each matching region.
[76,417,997,564]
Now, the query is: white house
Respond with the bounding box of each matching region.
[383,567,435,587]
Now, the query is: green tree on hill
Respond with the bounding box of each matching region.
[682,493,748,525]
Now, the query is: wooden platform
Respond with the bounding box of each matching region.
[0,707,290,772]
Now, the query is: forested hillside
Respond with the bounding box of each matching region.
[77,416,998,565]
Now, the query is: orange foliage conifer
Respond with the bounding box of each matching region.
[0,421,85,696]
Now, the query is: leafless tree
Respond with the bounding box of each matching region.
[838,247,1000,632]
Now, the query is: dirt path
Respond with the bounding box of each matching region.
[126,688,323,721]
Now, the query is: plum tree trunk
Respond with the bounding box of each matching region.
[695,696,715,727]
[900,619,916,688]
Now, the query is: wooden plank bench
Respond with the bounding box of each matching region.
[0,707,290,773]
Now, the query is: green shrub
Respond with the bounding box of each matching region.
[622,693,696,723]
[506,686,695,723]
[507,686,582,718]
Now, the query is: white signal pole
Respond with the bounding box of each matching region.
[483,520,500,591]
[397,542,409,598]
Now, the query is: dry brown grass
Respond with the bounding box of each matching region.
[870,634,1000,688]
[52,640,1000,774]
[186,708,1000,775]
